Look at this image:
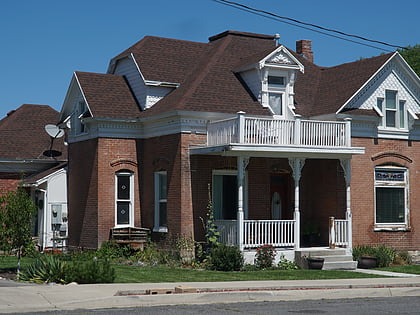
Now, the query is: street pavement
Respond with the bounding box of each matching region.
[0,269,420,314]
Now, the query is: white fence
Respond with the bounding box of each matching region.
[215,219,296,249]
[207,116,350,147]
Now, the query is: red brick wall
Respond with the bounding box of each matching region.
[97,138,141,247]
[140,133,204,240]
[351,137,420,251]
[0,178,20,195]
[68,138,98,249]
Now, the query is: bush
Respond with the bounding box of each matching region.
[134,245,180,267]
[393,251,412,265]
[65,258,115,284]
[95,241,134,260]
[19,255,67,284]
[20,254,115,284]
[352,245,396,267]
[208,244,243,271]
[277,254,299,270]
[255,245,276,269]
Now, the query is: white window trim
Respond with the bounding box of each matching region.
[154,171,168,233]
[261,70,288,118]
[374,166,410,231]
[377,90,408,132]
[115,172,134,227]
[212,169,248,220]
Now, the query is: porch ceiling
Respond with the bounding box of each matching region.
[189,144,365,159]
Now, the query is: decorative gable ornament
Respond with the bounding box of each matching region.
[259,46,304,73]
[267,52,294,65]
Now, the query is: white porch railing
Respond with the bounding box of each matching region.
[215,219,296,249]
[207,115,351,147]
[329,217,349,248]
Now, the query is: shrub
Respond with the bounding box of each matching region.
[208,244,243,271]
[19,255,67,284]
[277,254,299,270]
[134,245,180,267]
[393,251,412,265]
[65,258,115,284]
[255,245,276,269]
[95,241,134,260]
[352,245,396,267]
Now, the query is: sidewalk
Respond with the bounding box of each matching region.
[1,270,420,313]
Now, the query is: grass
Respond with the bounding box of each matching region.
[112,264,382,283]
[3,255,420,284]
[377,265,420,275]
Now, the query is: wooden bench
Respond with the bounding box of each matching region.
[110,227,149,250]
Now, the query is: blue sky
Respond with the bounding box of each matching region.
[1,0,418,119]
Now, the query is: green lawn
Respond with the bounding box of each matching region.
[377,265,420,275]
[112,265,382,283]
[3,255,420,283]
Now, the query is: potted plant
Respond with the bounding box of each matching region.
[303,255,324,270]
[358,255,378,269]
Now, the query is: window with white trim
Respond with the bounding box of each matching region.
[212,170,248,220]
[377,90,407,129]
[267,75,285,116]
[374,166,408,228]
[115,171,134,226]
[154,171,167,232]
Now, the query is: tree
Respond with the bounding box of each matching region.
[399,45,420,77]
[0,186,36,277]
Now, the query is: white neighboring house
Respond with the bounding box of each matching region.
[25,163,68,250]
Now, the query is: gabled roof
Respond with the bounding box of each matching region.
[75,72,141,119]
[142,31,277,116]
[110,36,208,84]
[23,162,67,186]
[295,53,394,117]
[0,104,67,160]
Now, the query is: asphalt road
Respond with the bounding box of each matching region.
[10,296,420,314]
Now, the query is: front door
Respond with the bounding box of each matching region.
[270,174,290,220]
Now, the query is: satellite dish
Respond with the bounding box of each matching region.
[45,124,64,138]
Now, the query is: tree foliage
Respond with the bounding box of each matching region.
[0,186,36,275]
[399,45,420,76]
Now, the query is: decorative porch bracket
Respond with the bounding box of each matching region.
[288,158,305,249]
[339,158,352,250]
[237,156,250,251]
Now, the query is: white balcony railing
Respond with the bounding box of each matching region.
[215,219,296,249]
[207,115,351,148]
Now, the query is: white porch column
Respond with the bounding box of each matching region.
[340,158,352,250]
[288,158,305,249]
[237,156,249,251]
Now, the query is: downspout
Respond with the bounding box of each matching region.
[38,189,47,251]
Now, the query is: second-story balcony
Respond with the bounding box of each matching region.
[207,113,352,148]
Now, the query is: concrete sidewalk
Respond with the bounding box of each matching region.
[1,271,420,313]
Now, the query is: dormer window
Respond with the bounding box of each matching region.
[378,90,407,129]
[268,75,286,116]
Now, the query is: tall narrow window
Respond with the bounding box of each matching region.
[267,75,285,116]
[154,171,167,232]
[375,167,408,228]
[378,90,407,130]
[212,170,248,220]
[115,172,134,226]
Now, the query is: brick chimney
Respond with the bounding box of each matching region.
[296,40,313,63]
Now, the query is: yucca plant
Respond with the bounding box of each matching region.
[20,255,67,284]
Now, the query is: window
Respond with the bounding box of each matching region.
[378,90,406,129]
[212,170,248,220]
[115,172,134,226]
[154,171,167,232]
[267,75,285,116]
[374,167,408,228]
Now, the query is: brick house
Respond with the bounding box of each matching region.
[0,104,68,250]
[59,31,420,264]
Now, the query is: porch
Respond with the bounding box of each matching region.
[215,217,350,250]
[190,113,365,257]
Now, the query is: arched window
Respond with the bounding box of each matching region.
[115,171,134,227]
[374,166,409,229]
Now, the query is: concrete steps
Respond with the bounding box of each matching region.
[296,248,357,270]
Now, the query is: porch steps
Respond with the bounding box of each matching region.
[296,248,357,270]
